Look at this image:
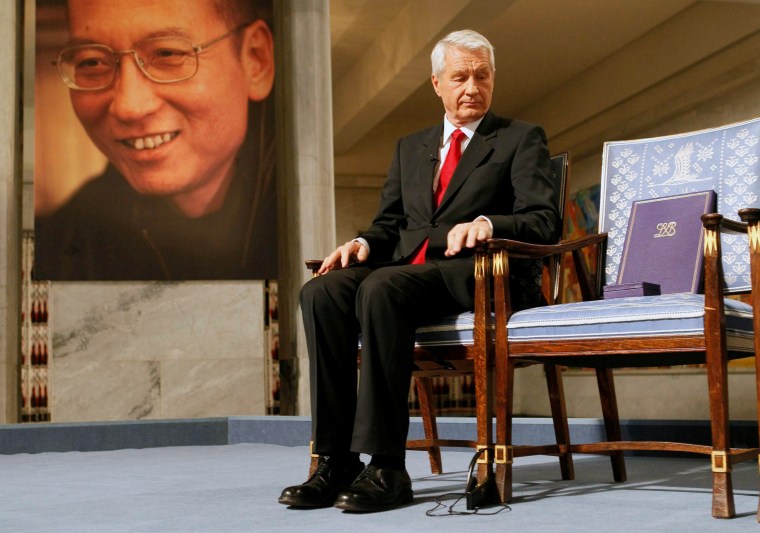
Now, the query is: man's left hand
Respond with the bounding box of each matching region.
[444,219,493,257]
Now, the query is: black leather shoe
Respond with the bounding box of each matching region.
[278,459,365,508]
[333,465,413,512]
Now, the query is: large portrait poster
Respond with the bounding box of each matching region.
[33,0,276,280]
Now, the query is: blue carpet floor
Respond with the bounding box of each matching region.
[0,442,757,532]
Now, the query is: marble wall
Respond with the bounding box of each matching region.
[50,282,267,422]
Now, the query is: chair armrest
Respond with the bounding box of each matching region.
[738,208,760,231]
[305,259,323,276]
[701,212,751,300]
[487,233,608,260]
[489,233,608,303]
[738,209,760,334]
[702,212,747,234]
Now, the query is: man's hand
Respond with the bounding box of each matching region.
[444,219,493,257]
[318,240,368,274]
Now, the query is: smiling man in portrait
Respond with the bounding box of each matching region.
[34,0,276,280]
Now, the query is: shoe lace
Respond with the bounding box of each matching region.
[307,460,332,482]
[355,464,376,480]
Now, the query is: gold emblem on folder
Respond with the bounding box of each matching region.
[653,221,677,238]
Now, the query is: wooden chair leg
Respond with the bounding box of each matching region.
[595,368,626,482]
[705,355,735,518]
[415,376,443,474]
[545,364,574,480]
[495,358,515,503]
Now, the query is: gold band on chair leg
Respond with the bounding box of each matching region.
[475,253,487,280]
[476,445,492,464]
[310,440,319,459]
[495,445,513,465]
[711,450,729,473]
[476,445,514,465]
[748,223,760,253]
[492,250,506,277]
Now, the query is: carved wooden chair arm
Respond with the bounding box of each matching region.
[488,233,608,303]
[737,207,760,231]
[487,233,608,260]
[702,212,748,234]
[305,259,323,276]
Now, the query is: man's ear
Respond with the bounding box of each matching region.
[431,74,441,97]
[240,20,274,102]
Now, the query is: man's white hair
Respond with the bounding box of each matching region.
[430,29,495,78]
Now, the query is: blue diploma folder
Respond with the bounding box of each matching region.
[616,190,717,294]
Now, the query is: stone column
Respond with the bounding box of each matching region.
[275,0,335,416]
[0,0,22,423]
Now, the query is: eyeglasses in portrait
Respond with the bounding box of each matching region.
[33,0,277,281]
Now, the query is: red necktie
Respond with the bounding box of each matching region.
[410,129,466,264]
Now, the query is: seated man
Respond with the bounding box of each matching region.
[279,29,560,512]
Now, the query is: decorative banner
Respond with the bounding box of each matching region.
[33,0,276,280]
[265,280,280,415]
[21,232,51,422]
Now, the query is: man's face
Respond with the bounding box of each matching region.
[66,0,268,217]
[431,46,494,127]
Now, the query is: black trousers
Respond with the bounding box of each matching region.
[300,262,467,459]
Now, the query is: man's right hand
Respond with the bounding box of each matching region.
[318,241,368,275]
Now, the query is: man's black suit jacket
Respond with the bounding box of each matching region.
[359,111,560,309]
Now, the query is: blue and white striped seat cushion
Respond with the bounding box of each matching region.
[509,293,753,351]
[414,293,753,352]
[415,312,477,347]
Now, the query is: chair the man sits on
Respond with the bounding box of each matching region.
[307,154,573,508]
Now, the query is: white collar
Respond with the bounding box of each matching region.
[442,115,484,144]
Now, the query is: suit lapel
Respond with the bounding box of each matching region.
[435,112,498,214]
[418,124,443,217]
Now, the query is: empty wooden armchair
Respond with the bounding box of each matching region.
[488,119,760,519]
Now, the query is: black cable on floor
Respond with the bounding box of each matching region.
[425,492,511,517]
[425,448,511,517]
